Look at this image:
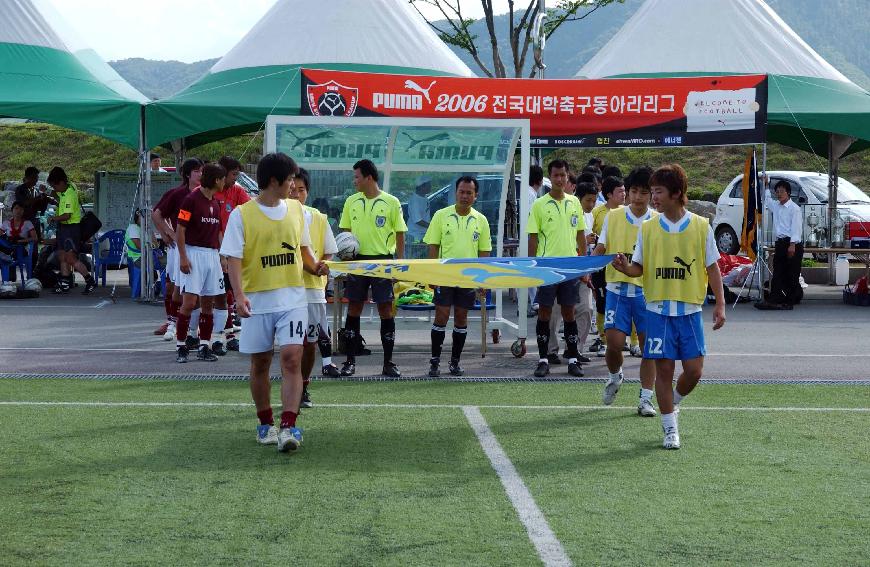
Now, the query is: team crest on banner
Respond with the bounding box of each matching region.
[375,215,386,228]
[307,80,358,117]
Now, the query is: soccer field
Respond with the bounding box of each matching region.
[1,379,868,566]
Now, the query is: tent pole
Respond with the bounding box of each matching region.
[140,106,154,301]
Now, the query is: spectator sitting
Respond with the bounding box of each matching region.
[1,201,38,247]
[125,209,143,268]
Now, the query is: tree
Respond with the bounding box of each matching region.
[410,0,623,78]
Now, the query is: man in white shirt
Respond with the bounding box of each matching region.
[757,179,804,310]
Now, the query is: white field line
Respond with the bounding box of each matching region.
[0,401,868,412]
[463,406,571,567]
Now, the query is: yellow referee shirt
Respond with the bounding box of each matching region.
[424,205,492,259]
[339,191,407,256]
[527,192,585,257]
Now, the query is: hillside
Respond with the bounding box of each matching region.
[2,123,867,199]
[107,0,869,96]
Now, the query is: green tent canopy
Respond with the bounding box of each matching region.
[0,0,147,149]
[144,0,475,149]
[575,0,870,156]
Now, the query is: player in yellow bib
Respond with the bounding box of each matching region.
[423,176,492,377]
[612,164,726,450]
[338,159,408,378]
[593,166,657,416]
[527,159,589,378]
[221,153,329,453]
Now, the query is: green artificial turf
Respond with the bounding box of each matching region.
[0,379,867,566]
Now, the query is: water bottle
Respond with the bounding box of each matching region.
[835,255,849,286]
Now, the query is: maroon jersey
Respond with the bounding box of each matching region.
[177,190,221,249]
[155,183,191,230]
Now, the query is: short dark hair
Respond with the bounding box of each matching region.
[200,163,227,189]
[601,176,624,199]
[575,182,597,199]
[353,159,378,182]
[582,165,602,179]
[24,167,39,178]
[529,165,544,186]
[625,166,653,191]
[218,156,242,172]
[650,164,689,206]
[11,201,24,210]
[547,159,570,174]
[578,172,599,186]
[296,167,311,191]
[568,174,578,186]
[150,153,160,161]
[455,175,479,194]
[181,158,204,185]
[256,153,299,189]
[601,165,622,179]
[774,179,792,193]
[46,166,68,185]
[587,157,603,168]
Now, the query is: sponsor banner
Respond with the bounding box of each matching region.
[301,69,767,148]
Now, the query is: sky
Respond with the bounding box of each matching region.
[45,0,516,63]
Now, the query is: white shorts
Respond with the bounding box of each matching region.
[306,302,330,342]
[166,245,180,283]
[239,306,308,353]
[179,245,224,297]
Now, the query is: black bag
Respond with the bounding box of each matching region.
[79,211,102,244]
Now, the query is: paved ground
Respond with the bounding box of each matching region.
[1,269,866,382]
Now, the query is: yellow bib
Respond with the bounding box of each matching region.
[303,205,328,290]
[604,206,653,287]
[642,213,709,304]
[239,199,305,293]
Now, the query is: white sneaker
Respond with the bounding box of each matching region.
[602,372,624,405]
[663,427,681,450]
[596,343,607,357]
[629,344,643,358]
[637,398,657,417]
[162,323,176,341]
[277,426,303,452]
[256,424,278,445]
[673,405,680,416]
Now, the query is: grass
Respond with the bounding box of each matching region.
[1,379,868,566]
[3,123,869,197]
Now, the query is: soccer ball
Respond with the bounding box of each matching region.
[334,232,360,261]
[24,278,42,293]
[317,92,347,116]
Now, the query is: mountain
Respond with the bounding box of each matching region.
[107,0,868,97]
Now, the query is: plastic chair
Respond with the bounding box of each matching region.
[92,230,126,286]
[0,241,34,283]
[129,249,167,299]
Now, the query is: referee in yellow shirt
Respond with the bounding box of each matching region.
[423,176,491,377]
[338,159,408,378]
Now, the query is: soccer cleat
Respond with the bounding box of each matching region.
[588,337,602,353]
[448,359,464,377]
[567,361,583,377]
[340,361,355,377]
[630,344,643,358]
[211,341,227,356]
[256,424,278,445]
[321,364,340,378]
[602,372,624,405]
[82,279,97,295]
[663,427,681,450]
[382,362,401,378]
[533,361,549,378]
[637,398,657,417]
[196,344,218,362]
[622,341,630,352]
[546,353,562,365]
[53,282,70,294]
[301,386,313,409]
[185,335,199,350]
[175,345,189,363]
[428,358,440,377]
[226,337,240,351]
[163,323,176,341]
[154,322,169,336]
[596,343,607,357]
[565,350,591,364]
[277,427,303,452]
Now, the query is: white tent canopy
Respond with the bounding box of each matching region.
[576,0,850,82]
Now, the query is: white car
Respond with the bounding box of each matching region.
[712,171,870,254]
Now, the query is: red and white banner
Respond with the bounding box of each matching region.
[301,69,767,148]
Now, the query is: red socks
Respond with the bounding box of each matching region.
[175,313,191,343]
[198,313,213,343]
[280,410,298,429]
[257,408,274,426]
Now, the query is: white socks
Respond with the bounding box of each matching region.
[322,356,333,367]
[640,388,653,402]
[662,412,677,431]
[189,308,201,336]
[673,389,685,406]
[608,369,622,382]
[212,309,228,342]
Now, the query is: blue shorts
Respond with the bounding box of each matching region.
[643,311,706,360]
[604,290,647,336]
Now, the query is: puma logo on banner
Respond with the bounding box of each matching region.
[404,80,437,103]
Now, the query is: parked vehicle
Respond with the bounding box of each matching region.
[712,171,870,254]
